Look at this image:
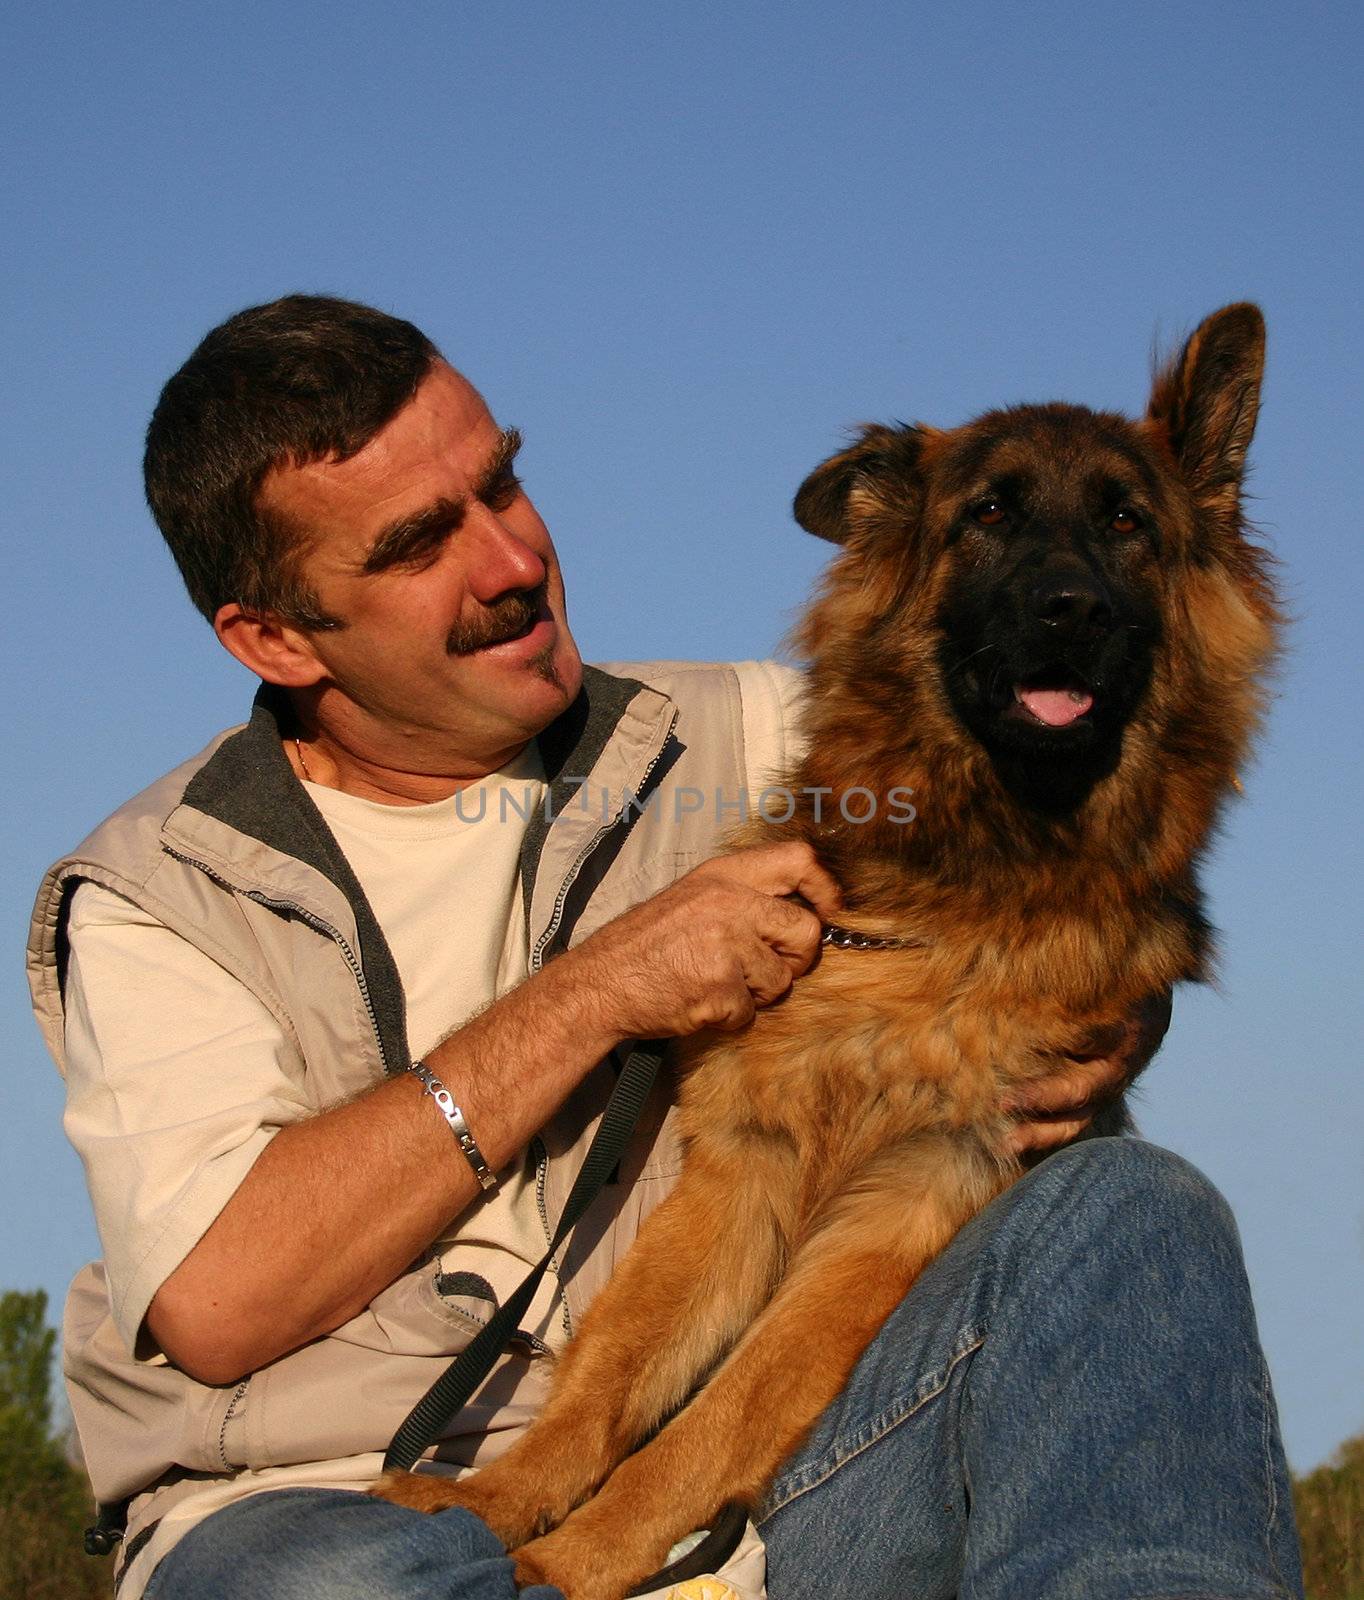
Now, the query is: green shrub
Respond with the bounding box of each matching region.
[0,1290,106,1599]
[1296,1434,1364,1600]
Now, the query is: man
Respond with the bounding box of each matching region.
[28,296,1302,1600]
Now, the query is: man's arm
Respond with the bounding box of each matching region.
[145,842,842,1384]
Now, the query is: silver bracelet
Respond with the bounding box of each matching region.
[408,1061,498,1192]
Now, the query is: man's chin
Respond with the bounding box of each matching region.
[530,640,569,693]
[511,637,583,723]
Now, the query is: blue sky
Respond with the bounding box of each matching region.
[3,2,1360,1472]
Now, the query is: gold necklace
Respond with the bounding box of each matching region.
[294,737,314,783]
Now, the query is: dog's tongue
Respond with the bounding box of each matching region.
[1015,682,1094,726]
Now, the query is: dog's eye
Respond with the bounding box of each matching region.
[1110,507,1142,535]
[971,499,1009,528]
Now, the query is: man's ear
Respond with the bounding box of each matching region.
[1146,303,1265,522]
[214,604,330,688]
[792,424,926,543]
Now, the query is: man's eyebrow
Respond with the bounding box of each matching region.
[361,497,465,574]
[359,428,525,574]
[474,426,523,498]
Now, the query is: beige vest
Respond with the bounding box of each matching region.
[27,662,776,1576]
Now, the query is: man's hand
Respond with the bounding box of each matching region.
[1005,990,1173,1156]
[562,841,845,1039]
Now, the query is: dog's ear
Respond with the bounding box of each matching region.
[793,424,924,543]
[1147,303,1265,522]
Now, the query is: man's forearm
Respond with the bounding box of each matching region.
[146,948,625,1385]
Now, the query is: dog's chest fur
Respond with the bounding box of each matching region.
[673,869,1196,1237]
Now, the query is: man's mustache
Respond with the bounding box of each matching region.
[446,589,545,656]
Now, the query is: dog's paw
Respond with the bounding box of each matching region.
[513,1531,608,1600]
[369,1468,551,1548]
[514,1519,671,1600]
[368,1469,470,1515]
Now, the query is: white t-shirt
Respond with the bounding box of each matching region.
[303,746,541,1060]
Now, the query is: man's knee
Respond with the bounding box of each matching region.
[968,1136,1257,1341]
[1012,1135,1237,1247]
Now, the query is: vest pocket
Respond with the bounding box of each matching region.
[431,1270,499,1335]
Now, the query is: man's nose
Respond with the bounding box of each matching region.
[464,507,547,601]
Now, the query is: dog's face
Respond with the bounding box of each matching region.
[928,406,1167,803]
[793,304,1278,818]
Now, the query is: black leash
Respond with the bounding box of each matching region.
[383,1041,664,1473]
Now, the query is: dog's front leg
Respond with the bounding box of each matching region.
[513,1146,1002,1600]
[373,1141,788,1549]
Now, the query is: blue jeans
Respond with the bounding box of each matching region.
[144,1140,1303,1600]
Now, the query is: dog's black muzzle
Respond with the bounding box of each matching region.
[940,555,1156,810]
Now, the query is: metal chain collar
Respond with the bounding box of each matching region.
[820,922,925,951]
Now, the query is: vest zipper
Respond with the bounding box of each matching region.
[162,847,389,1076]
[532,1134,552,1246]
[529,710,679,975]
[530,1133,574,1340]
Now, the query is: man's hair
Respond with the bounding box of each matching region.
[144,294,442,627]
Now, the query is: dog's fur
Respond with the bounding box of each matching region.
[374,304,1278,1599]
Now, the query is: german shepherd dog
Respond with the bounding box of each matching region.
[376,305,1278,1599]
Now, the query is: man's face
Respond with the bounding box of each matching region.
[257,361,583,774]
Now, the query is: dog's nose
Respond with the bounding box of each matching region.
[1030,574,1114,634]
